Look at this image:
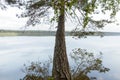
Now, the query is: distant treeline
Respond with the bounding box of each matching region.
[0,30,71,36]
[0,30,120,36]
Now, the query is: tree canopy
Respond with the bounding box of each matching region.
[5,0,120,31]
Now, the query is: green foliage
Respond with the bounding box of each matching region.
[71,30,95,38]
[70,48,110,79]
[20,57,52,80]
[20,49,109,80]
[99,0,120,18]
[7,0,120,29]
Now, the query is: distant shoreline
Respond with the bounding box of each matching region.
[0,30,120,36]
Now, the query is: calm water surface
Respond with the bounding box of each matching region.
[0,36,120,80]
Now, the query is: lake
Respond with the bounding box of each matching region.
[0,36,120,80]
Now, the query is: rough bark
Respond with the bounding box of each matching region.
[52,7,71,80]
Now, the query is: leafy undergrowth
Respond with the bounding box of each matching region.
[20,48,109,80]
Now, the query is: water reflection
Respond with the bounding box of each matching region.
[0,36,120,80]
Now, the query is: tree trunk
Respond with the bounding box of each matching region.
[52,9,71,80]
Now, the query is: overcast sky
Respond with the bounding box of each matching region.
[0,7,120,32]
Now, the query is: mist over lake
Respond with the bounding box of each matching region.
[0,36,120,80]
